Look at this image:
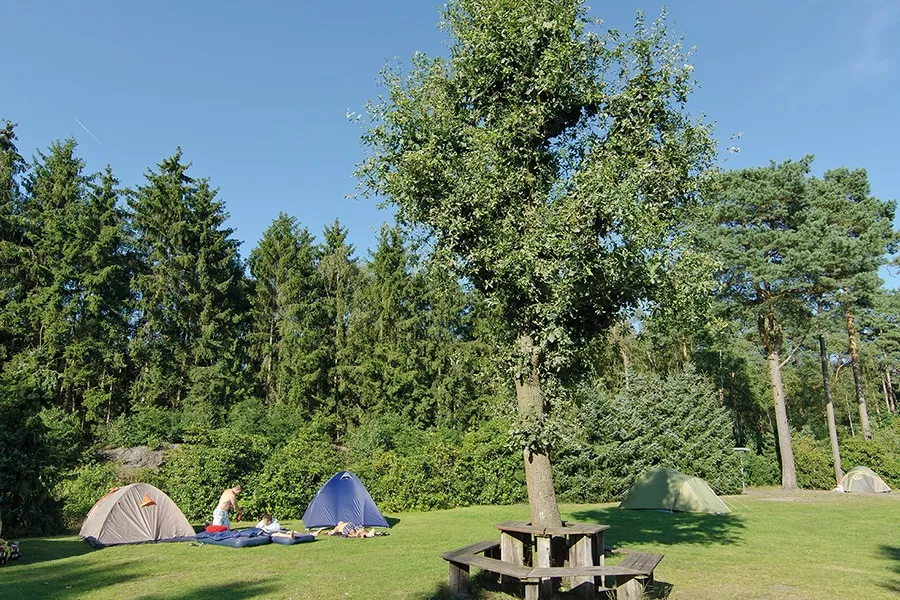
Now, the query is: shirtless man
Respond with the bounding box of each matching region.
[212,484,243,529]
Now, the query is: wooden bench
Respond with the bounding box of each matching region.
[441,540,540,599]
[441,542,664,600]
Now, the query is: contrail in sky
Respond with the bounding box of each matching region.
[74,117,103,145]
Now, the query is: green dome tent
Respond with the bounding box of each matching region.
[620,467,731,514]
[839,466,891,493]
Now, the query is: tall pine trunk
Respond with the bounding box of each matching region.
[845,308,872,439]
[767,349,798,489]
[515,334,562,528]
[759,308,797,489]
[887,367,896,412]
[818,334,842,485]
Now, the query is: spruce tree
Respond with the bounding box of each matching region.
[248,213,327,410]
[345,225,426,420]
[129,150,245,421]
[0,121,27,365]
[317,219,360,435]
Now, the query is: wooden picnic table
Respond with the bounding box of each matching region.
[494,520,609,597]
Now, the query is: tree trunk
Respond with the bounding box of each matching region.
[759,306,797,490]
[767,349,798,489]
[818,335,842,485]
[845,308,871,439]
[515,334,562,529]
[620,345,630,390]
[887,367,896,412]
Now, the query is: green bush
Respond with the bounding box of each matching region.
[244,430,341,521]
[792,432,835,489]
[347,420,525,512]
[101,406,183,448]
[556,366,743,501]
[740,448,780,487]
[0,381,65,537]
[59,462,120,528]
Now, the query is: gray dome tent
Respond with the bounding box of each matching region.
[80,483,195,548]
[839,466,892,493]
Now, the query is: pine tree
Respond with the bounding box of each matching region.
[806,168,897,440]
[703,157,816,489]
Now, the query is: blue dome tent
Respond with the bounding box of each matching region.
[302,471,390,528]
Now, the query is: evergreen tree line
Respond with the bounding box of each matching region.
[1,122,898,535]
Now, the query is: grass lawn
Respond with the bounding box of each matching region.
[1,489,897,599]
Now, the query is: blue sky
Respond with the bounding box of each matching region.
[2,0,899,282]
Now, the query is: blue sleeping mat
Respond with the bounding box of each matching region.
[195,527,272,548]
[270,533,316,545]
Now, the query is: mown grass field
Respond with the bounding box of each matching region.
[1,489,897,600]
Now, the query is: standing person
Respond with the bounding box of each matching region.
[212,484,243,529]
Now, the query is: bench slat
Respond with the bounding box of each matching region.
[529,565,643,578]
[618,552,663,575]
[440,539,500,560]
[448,554,536,580]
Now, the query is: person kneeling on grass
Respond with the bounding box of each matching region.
[326,521,375,538]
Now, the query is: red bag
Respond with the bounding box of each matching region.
[205,525,228,533]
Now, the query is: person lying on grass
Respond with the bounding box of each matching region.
[325,521,376,538]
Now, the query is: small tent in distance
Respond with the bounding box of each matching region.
[303,471,389,528]
[839,466,892,493]
[620,466,731,514]
[80,483,195,548]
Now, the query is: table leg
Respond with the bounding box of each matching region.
[568,533,595,599]
[535,536,554,597]
[500,531,527,589]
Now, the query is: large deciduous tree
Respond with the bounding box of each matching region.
[358,1,713,526]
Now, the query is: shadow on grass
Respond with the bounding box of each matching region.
[2,536,93,567]
[134,581,280,599]
[1,552,279,600]
[385,515,402,528]
[419,572,675,600]
[567,507,746,548]
[0,559,142,599]
[880,545,899,594]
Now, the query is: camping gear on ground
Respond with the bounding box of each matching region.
[619,466,731,514]
[270,532,316,545]
[302,471,390,528]
[195,527,272,548]
[839,466,892,493]
[194,527,315,547]
[80,483,195,548]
